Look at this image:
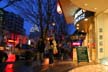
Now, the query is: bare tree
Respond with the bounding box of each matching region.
[10,0,57,40]
[3,0,21,8]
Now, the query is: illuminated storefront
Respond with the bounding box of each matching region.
[73,8,96,62]
[6,33,27,46]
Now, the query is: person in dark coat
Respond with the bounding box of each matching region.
[37,38,45,63]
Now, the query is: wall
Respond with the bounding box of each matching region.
[95,13,108,62]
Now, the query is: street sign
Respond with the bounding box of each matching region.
[76,46,89,63]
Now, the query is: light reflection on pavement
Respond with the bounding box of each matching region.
[2,54,74,72]
[4,53,16,72]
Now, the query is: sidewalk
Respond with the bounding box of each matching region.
[5,59,108,72]
[68,62,108,72]
[13,60,75,72]
[41,60,75,72]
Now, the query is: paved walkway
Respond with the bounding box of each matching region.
[69,64,108,72]
[4,60,74,72]
[3,59,108,72]
[41,61,74,72]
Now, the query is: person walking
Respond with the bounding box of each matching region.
[49,37,58,64]
[37,38,45,64]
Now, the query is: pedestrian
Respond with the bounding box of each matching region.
[44,40,50,58]
[48,37,58,64]
[37,38,45,64]
[0,50,8,72]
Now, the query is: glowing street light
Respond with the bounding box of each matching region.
[52,22,55,26]
[57,2,62,14]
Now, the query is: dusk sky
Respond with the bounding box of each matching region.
[0,0,76,36]
[0,0,33,35]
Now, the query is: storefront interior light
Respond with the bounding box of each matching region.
[76,27,79,30]
[82,9,86,12]
[81,30,84,32]
[84,18,88,21]
[94,8,97,10]
[47,37,50,41]
[84,3,88,6]
[76,24,79,26]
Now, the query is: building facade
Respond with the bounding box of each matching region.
[73,8,96,62]
[95,11,108,63]
[0,8,26,46]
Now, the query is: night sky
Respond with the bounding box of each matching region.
[0,0,33,35]
[0,0,76,36]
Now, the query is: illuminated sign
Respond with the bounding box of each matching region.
[72,42,81,46]
[74,9,85,25]
[74,13,85,25]
[74,9,94,25]
[74,9,83,19]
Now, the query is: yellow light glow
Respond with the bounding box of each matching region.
[76,27,79,30]
[84,3,88,6]
[57,3,62,14]
[81,30,84,32]
[94,8,97,10]
[84,18,88,21]
[8,40,16,43]
[76,24,79,26]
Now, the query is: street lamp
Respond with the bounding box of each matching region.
[57,2,62,14]
[52,22,55,26]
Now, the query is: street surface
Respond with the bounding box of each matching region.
[69,64,108,72]
[1,53,108,72]
[3,60,74,72]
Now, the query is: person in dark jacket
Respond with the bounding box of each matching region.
[37,38,45,63]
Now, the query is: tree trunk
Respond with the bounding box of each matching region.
[38,0,44,40]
